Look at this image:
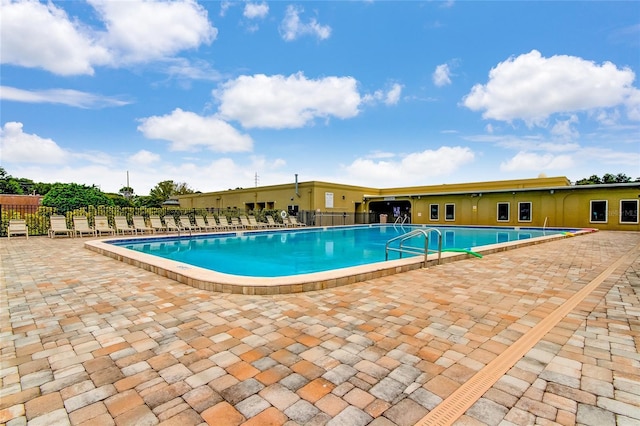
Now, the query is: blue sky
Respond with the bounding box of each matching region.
[1,0,639,195]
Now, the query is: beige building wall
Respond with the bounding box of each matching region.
[177,176,639,231]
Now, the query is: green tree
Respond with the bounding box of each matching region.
[106,193,134,207]
[0,167,53,195]
[575,174,602,185]
[119,186,135,199]
[576,173,636,185]
[147,180,196,207]
[42,183,114,213]
[148,180,175,206]
[133,195,156,208]
[0,167,23,194]
[174,182,196,195]
[34,182,53,196]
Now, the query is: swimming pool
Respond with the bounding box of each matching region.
[110,225,569,277]
[85,224,589,294]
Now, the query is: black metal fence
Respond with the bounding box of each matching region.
[0,205,254,237]
[1,204,379,237]
[297,211,377,226]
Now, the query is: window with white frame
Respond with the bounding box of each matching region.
[430,204,439,220]
[445,203,455,221]
[590,200,607,223]
[497,202,510,222]
[518,202,532,222]
[620,200,638,224]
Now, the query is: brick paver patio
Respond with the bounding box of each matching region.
[1,230,638,425]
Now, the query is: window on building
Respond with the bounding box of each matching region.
[518,202,532,222]
[445,203,455,221]
[590,200,607,223]
[620,200,638,224]
[430,204,439,220]
[497,202,510,222]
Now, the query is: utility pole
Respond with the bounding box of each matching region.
[255,172,259,187]
[124,171,132,199]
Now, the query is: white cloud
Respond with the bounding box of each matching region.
[433,64,452,87]
[244,2,269,19]
[129,150,161,165]
[0,86,130,108]
[1,0,217,75]
[0,0,110,75]
[578,147,640,167]
[89,0,217,64]
[500,151,574,172]
[219,1,233,17]
[279,5,331,41]
[385,84,403,105]
[362,83,404,106]
[163,58,223,82]
[137,108,253,152]
[475,134,581,153]
[344,146,475,187]
[625,88,640,121]
[0,122,68,164]
[215,73,361,128]
[550,115,579,140]
[463,50,638,126]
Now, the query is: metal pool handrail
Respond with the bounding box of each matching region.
[385,227,442,266]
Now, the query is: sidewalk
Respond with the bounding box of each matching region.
[1,231,638,425]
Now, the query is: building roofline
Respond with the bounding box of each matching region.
[363,181,640,199]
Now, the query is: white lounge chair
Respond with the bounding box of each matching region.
[179,215,199,233]
[163,216,183,233]
[73,216,96,238]
[7,219,28,239]
[133,216,155,234]
[217,216,236,230]
[49,215,73,238]
[114,216,136,235]
[265,215,285,228]
[239,215,254,229]
[149,215,167,233]
[94,216,116,236]
[288,216,306,227]
[248,215,267,229]
[195,215,217,232]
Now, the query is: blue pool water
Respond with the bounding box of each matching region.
[111,225,573,277]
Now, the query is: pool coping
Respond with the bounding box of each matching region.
[84,226,597,295]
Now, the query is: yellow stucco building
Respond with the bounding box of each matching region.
[177,176,639,231]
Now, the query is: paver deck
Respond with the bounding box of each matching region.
[1,231,638,425]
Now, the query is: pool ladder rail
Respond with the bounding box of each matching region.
[385,228,442,266]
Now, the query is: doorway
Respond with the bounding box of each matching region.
[368,200,412,223]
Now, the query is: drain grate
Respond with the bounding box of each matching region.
[416,243,639,426]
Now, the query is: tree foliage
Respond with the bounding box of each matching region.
[146,180,196,207]
[0,167,53,195]
[106,193,134,207]
[42,183,114,213]
[575,173,637,185]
